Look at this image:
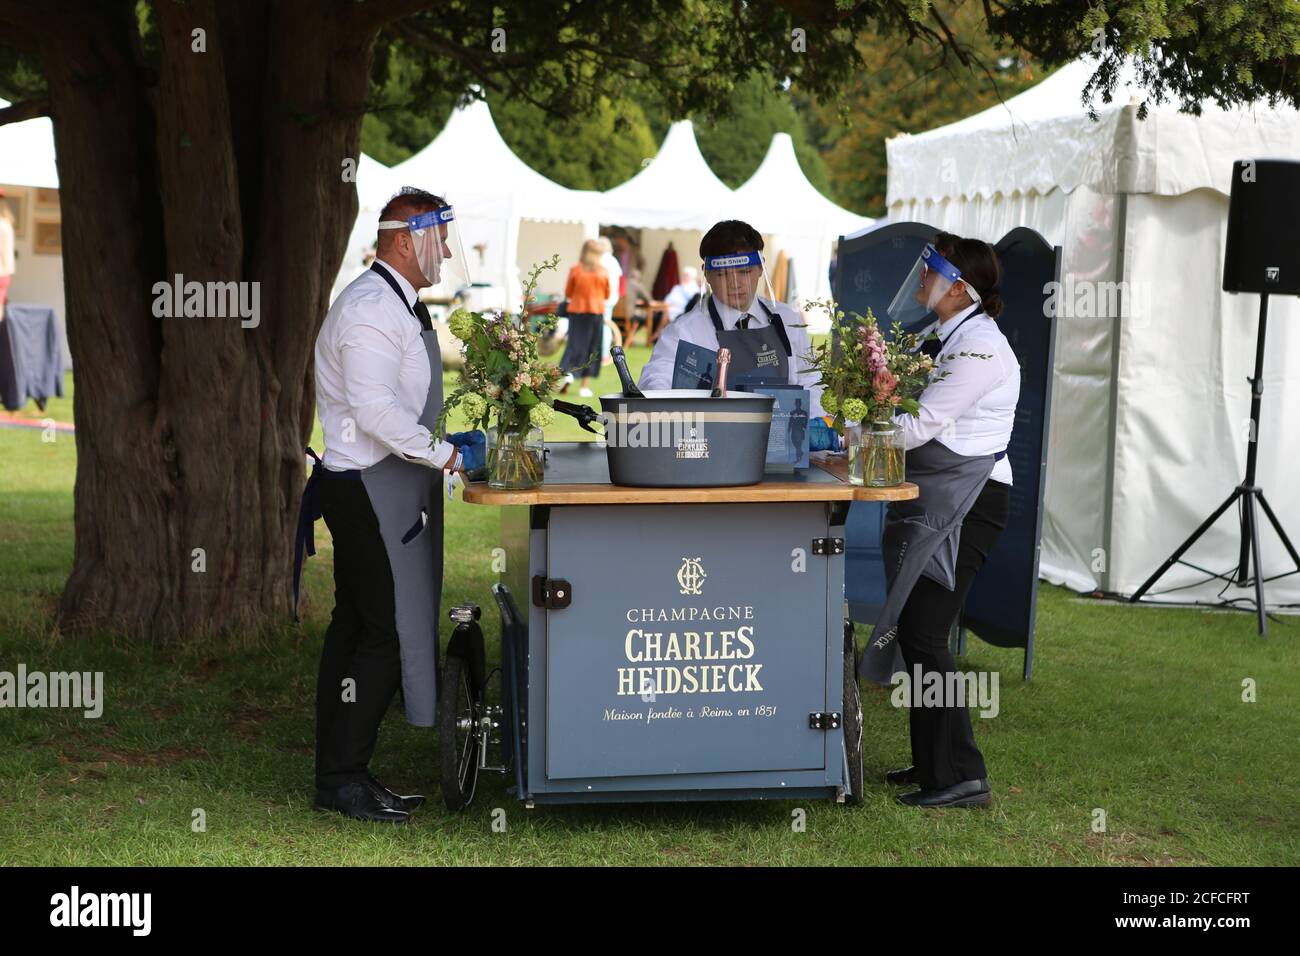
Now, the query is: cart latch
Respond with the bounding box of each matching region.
[531,575,572,609]
[809,712,842,730]
[812,538,845,555]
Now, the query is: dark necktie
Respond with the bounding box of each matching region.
[920,334,942,359]
[413,300,433,333]
[737,313,753,330]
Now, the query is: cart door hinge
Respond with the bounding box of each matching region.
[809,712,842,730]
[531,576,572,609]
[812,537,844,555]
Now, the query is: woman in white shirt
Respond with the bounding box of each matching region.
[865,232,1021,810]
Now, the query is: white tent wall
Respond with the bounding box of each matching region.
[887,59,1300,607]
[1110,189,1300,603]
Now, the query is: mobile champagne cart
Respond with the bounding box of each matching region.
[443,441,916,809]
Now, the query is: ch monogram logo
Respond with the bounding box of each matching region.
[677,556,706,595]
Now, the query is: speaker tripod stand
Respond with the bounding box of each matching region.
[1130,293,1300,635]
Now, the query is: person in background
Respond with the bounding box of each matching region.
[597,235,622,368]
[558,239,610,398]
[664,266,701,321]
[0,190,15,318]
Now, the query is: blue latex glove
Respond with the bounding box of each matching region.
[809,417,841,453]
[446,430,487,472]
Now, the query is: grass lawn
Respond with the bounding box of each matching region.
[1,354,1297,866]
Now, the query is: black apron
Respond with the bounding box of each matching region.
[707,296,793,384]
[294,263,444,726]
[858,307,1008,686]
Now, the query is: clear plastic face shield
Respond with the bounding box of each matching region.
[700,250,775,316]
[376,205,471,296]
[886,242,980,325]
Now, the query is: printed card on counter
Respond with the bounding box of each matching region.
[671,341,718,389]
[753,384,810,471]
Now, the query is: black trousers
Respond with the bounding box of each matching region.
[314,476,403,789]
[897,478,1010,791]
[560,312,604,379]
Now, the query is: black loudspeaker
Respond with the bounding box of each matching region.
[1223,158,1300,295]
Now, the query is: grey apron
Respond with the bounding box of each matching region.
[360,266,444,726]
[708,296,792,383]
[857,439,998,686]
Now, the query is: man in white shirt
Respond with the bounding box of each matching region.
[306,187,476,824]
[663,266,701,321]
[597,236,622,368]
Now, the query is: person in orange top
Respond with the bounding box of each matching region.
[559,239,611,397]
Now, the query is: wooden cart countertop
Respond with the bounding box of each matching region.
[461,452,917,505]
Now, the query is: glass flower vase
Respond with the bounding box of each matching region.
[846,421,905,487]
[487,425,545,490]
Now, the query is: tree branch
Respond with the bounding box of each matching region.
[0,97,50,126]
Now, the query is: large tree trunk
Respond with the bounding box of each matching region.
[25,0,381,640]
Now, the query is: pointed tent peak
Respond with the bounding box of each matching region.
[604,118,729,197]
[733,131,871,238]
[600,118,733,230]
[383,95,591,223]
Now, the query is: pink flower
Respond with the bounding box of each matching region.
[862,326,886,374]
[872,367,897,403]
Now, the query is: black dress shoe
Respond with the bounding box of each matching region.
[366,772,426,812]
[897,778,991,808]
[314,781,411,823]
[885,766,921,786]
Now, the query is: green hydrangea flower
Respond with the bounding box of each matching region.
[821,392,839,415]
[529,403,555,428]
[447,308,477,341]
[840,397,868,422]
[460,392,487,422]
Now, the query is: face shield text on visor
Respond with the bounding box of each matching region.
[885,242,980,327]
[701,250,775,317]
[376,205,471,298]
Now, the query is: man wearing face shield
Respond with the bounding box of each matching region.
[859,232,1021,810]
[638,220,834,446]
[295,187,485,823]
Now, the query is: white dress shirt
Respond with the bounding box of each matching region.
[315,259,456,472]
[664,280,701,320]
[638,293,825,417]
[896,302,1020,484]
[600,252,623,316]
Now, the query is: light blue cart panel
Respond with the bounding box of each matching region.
[528,501,843,792]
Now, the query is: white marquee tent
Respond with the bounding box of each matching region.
[0,98,69,366]
[733,131,873,313]
[595,119,736,310]
[332,98,599,306]
[886,57,1300,608]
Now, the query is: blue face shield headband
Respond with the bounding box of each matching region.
[704,250,763,272]
[702,250,773,312]
[887,242,980,324]
[376,203,470,291]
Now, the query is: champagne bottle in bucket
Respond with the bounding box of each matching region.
[710,347,732,398]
